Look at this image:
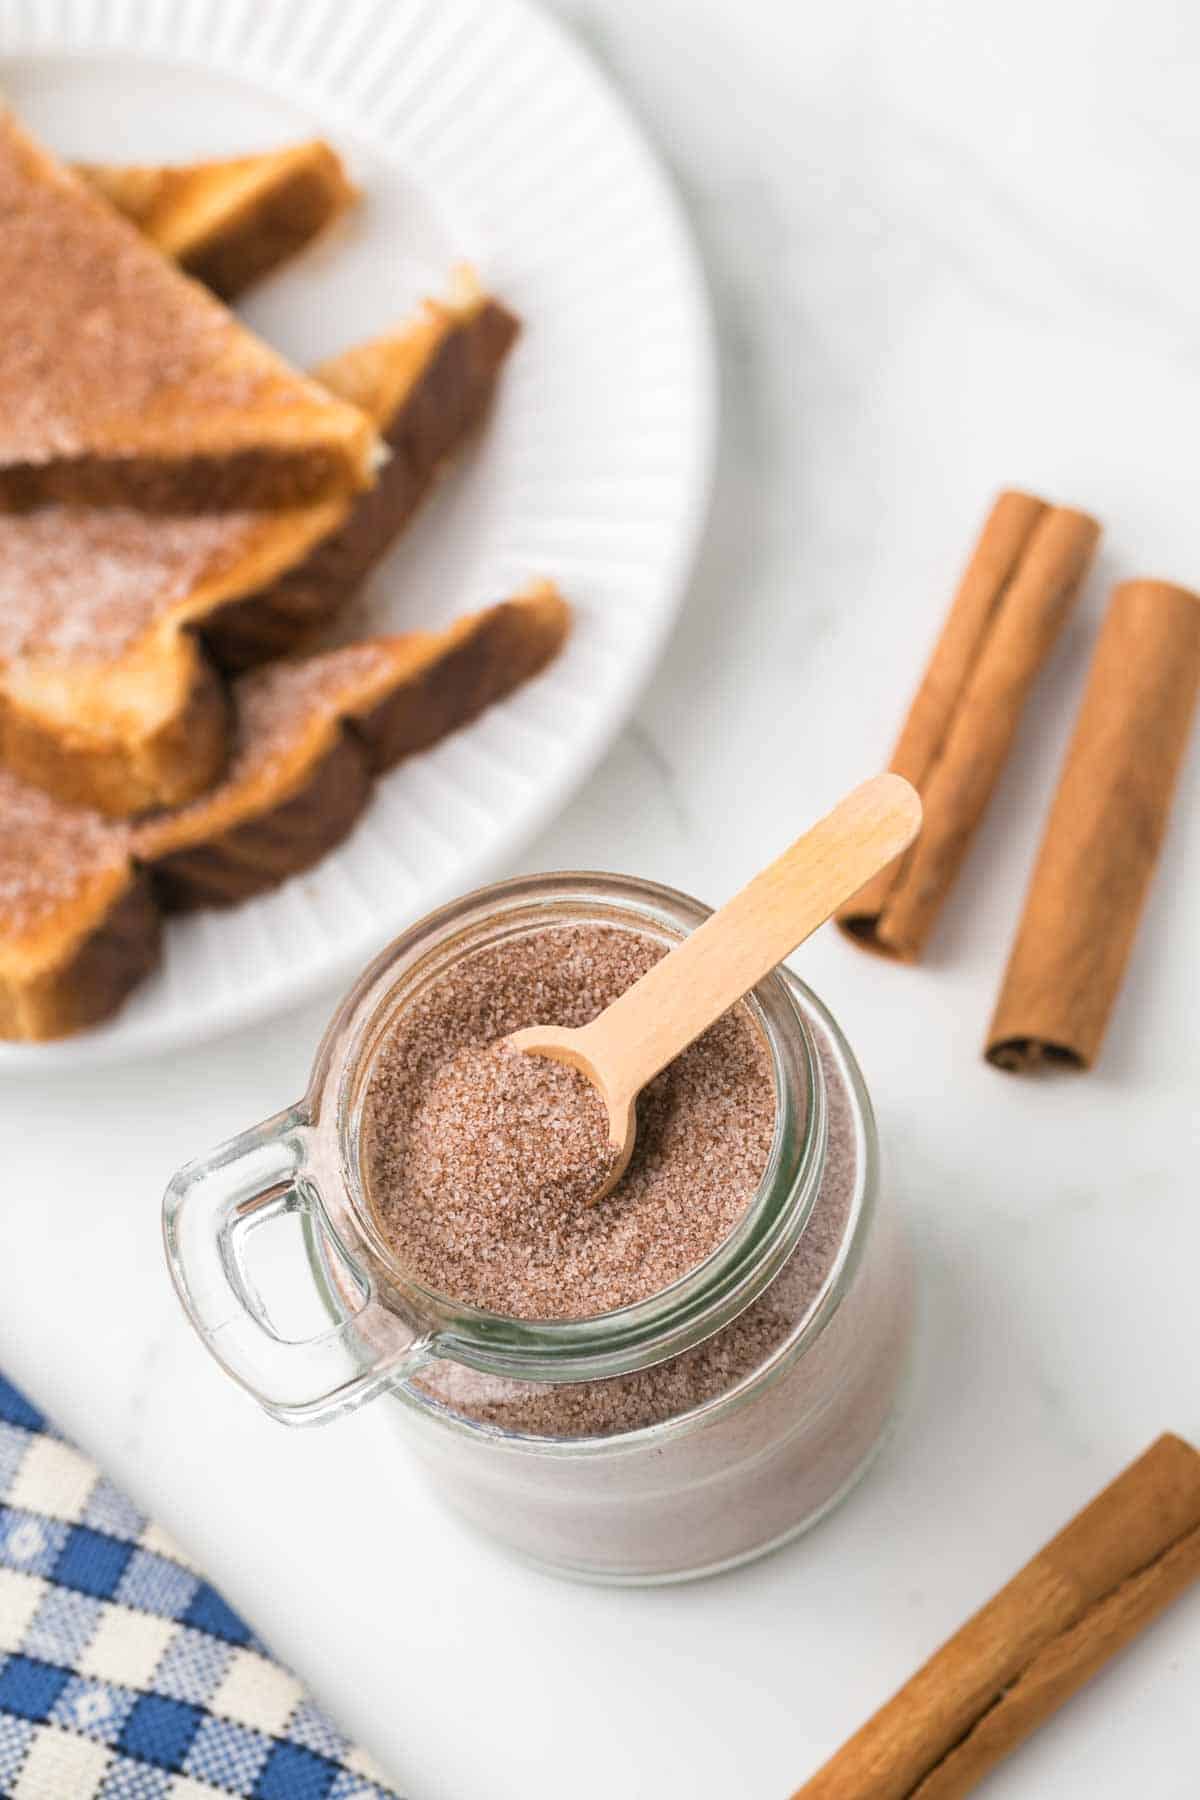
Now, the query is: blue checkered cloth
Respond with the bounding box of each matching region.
[0,1373,402,1800]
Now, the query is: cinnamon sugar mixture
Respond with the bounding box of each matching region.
[415,1032,858,1438]
[398,1042,620,1218]
[360,924,777,1319]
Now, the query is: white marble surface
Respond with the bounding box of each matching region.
[3,1,1200,1794]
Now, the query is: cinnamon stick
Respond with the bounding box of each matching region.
[793,1434,1200,1800]
[987,579,1200,1071]
[837,491,1100,960]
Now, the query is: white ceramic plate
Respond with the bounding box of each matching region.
[0,0,715,1071]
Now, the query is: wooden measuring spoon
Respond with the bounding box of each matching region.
[508,771,922,1202]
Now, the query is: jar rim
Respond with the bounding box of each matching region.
[305,871,827,1386]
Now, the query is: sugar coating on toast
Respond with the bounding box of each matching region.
[0,768,154,1042]
[0,112,375,500]
[235,643,407,756]
[0,769,128,940]
[0,506,262,663]
[144,642,404,835]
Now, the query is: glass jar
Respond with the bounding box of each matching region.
[164,873,912,1584]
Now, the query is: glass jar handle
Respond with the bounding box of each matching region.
[163,1109,434,1426]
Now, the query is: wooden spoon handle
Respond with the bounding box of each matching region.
[576,773,921,1107]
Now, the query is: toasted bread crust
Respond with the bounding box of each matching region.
[180,146,355,300]
[351,583,569,771]
[0,447,364,514]
[78,141,357,300]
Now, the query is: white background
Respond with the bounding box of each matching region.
[3,2,1200,1796]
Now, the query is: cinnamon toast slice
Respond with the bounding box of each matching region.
[136,583,569,907]
[0,586,568,1039]
[0,276,519,815]
[0,110,378,510]
[77,140,357,299]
